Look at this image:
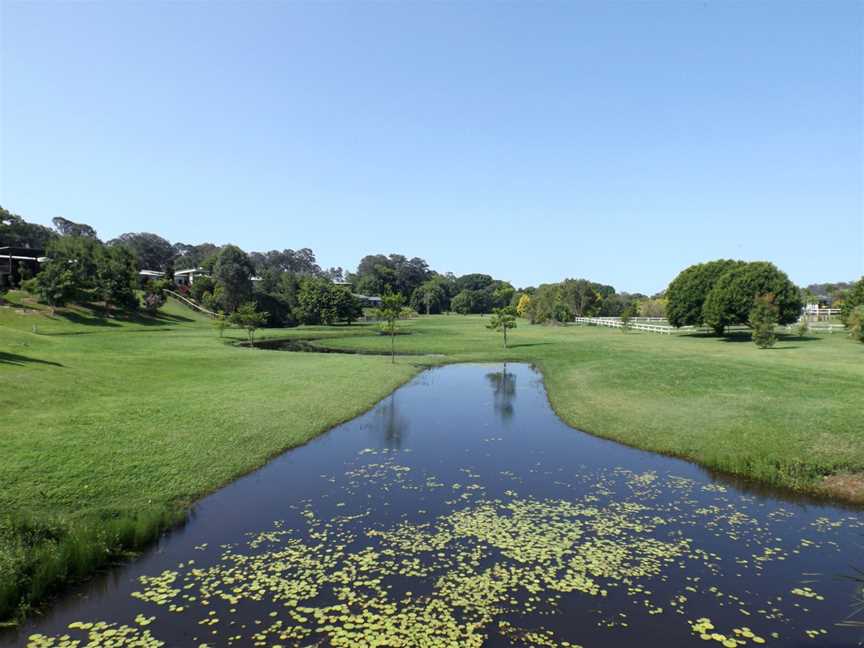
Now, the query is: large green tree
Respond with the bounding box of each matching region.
[52,216,99,240]
[95,245,140,313]
[411,278,448,315]
[840,277,864,325]
[298,278,361,325]
[0,206,57,249]
[109,232,175,270]
[666,259,746,329]
[702,262,801,334]
[213,245,254,312]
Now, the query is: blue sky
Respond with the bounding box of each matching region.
[1,1,861,293]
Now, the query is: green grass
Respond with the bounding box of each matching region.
[1,295,862,621]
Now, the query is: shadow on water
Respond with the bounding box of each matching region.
[5,363,863,648]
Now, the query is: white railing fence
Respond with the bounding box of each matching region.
[164,290,217,317]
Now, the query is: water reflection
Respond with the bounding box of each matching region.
[486,363,517,422]
[368,392,409,449]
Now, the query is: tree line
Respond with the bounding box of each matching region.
[3,206,862,343]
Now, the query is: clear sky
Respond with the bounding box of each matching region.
[1,1,861,293]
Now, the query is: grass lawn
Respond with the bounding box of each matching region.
[1,295,862,620]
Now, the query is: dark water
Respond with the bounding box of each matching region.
[6,364,863,647]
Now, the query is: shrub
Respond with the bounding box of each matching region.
[796,318,809,338]
[142,291,165,315]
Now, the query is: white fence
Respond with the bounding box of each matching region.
[573,317,679,334]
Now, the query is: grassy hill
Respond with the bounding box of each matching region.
[1,294,862,621]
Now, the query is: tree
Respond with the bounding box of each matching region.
[487,307,517,348]
[749,293,778,348]
[412,279,446,315]
[702,262,801,335]
[332,287,362,325]
[96,245,139,314]
[297,278,361,325]
[31,262,75,311]
[212,311,230,338]
[552,300,573,323]
[213,245,254,312]
[52,216,99,240]
[109,232,175,270]
[44,236,101,292]
[665,259,745,329]
[0,206,58,248]
[515,294,531,318]
[190,275,216,303]
[620,305,635,331]
[848,306,864,344]
[455,273,494,293]
[377,291,405,364]
[230,302,268,345]
[450,290,476,315]
[840,277,864,326]
[638,298,666,318]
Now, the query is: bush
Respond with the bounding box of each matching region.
[796,318,809,338]
[142,291,165,315]
[749,294,778,349]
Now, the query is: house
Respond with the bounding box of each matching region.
[0,247,45,288]
[139,269,165,283]
[174,268,210,287]
[354,293,382,307]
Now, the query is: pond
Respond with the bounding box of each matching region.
[6,363,863,647]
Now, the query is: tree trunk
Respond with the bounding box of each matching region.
[391,329,395,364]
[504,327,507,348]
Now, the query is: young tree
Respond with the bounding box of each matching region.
[212,310,230,338]
[749,293,778,349]
[487,306,517,348]
[515,293,531,318]
[620,305,635,331]
[230,302,268,345]
[377,291,405,364]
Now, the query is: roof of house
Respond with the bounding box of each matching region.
[174,268,209,275]
[354,294,382,303]
[0,247,45,258]
[139,270,165,277]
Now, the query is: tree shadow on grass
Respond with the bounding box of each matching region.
[0,352,63,367]
[508,342,552,348]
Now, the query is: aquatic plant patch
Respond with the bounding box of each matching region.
[26,450,864,647]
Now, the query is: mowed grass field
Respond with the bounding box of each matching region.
[1,294,862,620]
